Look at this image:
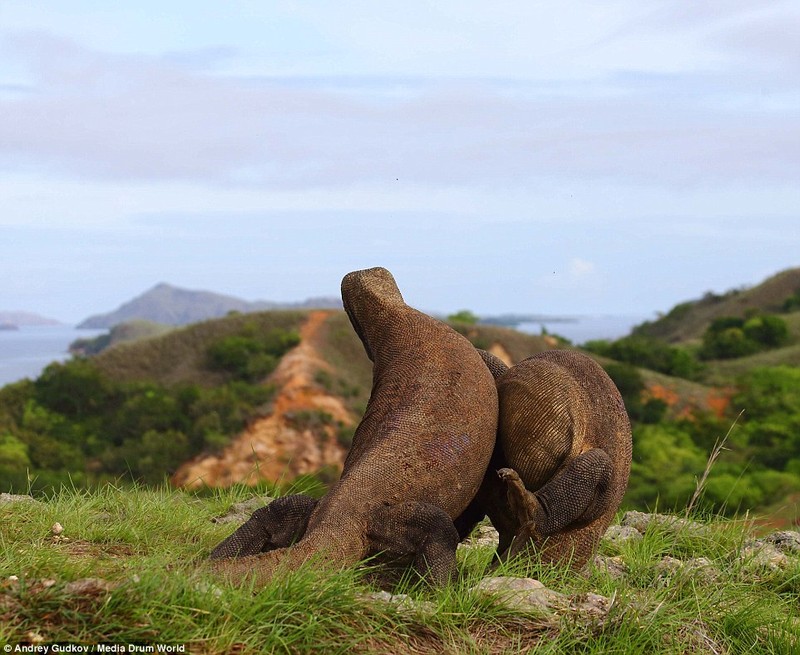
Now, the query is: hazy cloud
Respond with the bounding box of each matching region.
[1,31,798,191]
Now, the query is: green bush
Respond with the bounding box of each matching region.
[602,362,664,423]
[700,315,789,360]
[207,328,300,381]
[585,336,702,379]
[742,314,789,348]
[447,309,479,325]
[735,366,800,419]
[782,288,800,312]
[626,424,706,510]
[0,356,277,491]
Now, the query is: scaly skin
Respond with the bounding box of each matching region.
[461,349,632,569]
[210,267,498,587]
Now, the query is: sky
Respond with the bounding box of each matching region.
[1,1,798,324]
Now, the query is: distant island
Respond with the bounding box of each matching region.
[77,282,343,329]
[0,311,61,327]
[478,313,579,328]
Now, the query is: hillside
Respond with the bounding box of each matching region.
[69,320,173,356]
[3,288,798,524]
[93,309,552,489]
[91,310,309,386]
[0,309,542,492]
[77,282,341,329]
[633,266,800,343]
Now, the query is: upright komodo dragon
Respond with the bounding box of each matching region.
[209,266,499,586]
[456,349,632,569]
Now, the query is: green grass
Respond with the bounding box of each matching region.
[700,342,800,386]
[2,486,798,653]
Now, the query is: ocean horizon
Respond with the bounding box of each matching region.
[0,315,649,388]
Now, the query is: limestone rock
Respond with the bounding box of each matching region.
[472,577,568,616]
[620,511,706,536]
[570,592,614,625]
[358,590,436,615]
[656,555,718,582]
[0,493,40,505]
[458,524,500,550]
[593,554,628,579]
[761,530,800,555]
[603,524,642,547]
[64,578,118,596]
[740,542,790,571]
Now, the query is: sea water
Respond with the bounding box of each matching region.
[0,326,105,387]
[517,315,649,346]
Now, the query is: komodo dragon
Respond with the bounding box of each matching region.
[209,266,498,586]
[456,349,632,569]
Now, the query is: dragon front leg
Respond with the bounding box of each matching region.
[210,494,318,559]
[366,501,460,586]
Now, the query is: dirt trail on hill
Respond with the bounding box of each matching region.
[172,311,356,489]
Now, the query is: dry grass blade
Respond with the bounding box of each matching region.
[685,409,745,517]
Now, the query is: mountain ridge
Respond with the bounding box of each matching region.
[77,282,342,329]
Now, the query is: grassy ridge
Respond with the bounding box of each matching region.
[1,487,798,653]
[634,267,800,343]
[92,311,308,387]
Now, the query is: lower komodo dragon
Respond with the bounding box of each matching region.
[209,266,499,586]
[456,349,632,569]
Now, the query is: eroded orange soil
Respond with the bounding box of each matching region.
[172,311,356,489]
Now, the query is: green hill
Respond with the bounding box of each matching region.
[633,267,800,343]
[91,310,309,386]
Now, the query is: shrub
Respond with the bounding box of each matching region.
[782,288,800,312]
[447,309,479,325]
[585,336,702,379]
[699,315,789,360]
[206,328,300,381]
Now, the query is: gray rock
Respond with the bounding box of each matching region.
[357,590,436,615]
[620,511,706,536]
[761,530,800,555]
[740,542,790,571]
[472,577,568,616]
[656,555,717,582]
[593,554,628,579]
[64,578,118,596]
[0,493,40,505]
[603,524,643,547]
[458,524,500,550]
[571,592,614,624]
[211,496,274,524]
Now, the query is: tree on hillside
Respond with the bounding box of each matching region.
[447,309,479,325]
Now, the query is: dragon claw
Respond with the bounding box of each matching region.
[497,468,520,482]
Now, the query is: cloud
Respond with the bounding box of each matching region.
[1,17,798,193]
[568,257,596,280]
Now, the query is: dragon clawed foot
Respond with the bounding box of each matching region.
[497,467,522,483]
